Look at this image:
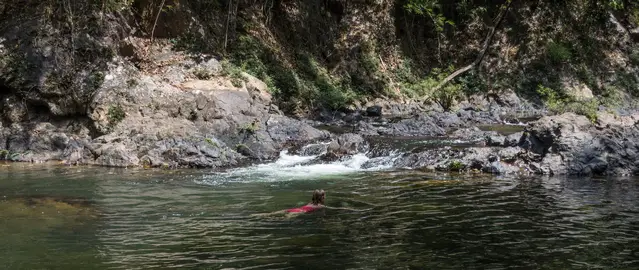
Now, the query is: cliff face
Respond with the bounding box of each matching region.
[2,1,639,116]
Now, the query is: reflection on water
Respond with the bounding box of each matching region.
[0,164,638,269]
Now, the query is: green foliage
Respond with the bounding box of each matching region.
[599,85,623,107]
[204,138,218,147]
[402,77,438,98]
[564,99,599,123]
[630,7,639,26]
[88,71,105,90]
[448,160,464,172]
[0,150,23,161]
[575,65,596,89]
[228,36,279,94]
[347,40,392,97]
[107,105,125,127]
[536,84,562,106]
[359,41,381,75]
[546,42,572,64]
[192,67,214,80]
[436,83,463,111]
[404,0,455,32]
[226,35,361,111]
[393,59,419,85]
[298,53,358,110]
[401,66,466,111]
[220,60,247,87]
[239,121,260,134]
[606,0,625,10]
[615,72,639,96]
[456,70,487,96]
[536,84,599,123]
[629,47,639,66]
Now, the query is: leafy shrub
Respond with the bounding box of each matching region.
[629,47,639,66]
[401,66,465,111]
[88,71,105,91]
[547,42,572,64]
[393,59,419,85]
[435,83,463,111]
[192,68,214,80]
[220,60,247,87]
[107,105,125,127]
[536,84,562,106]
[449,160,465,171]
[599,85,622,107]
[536,84,599,122]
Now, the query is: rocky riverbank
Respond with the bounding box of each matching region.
[0,54,334,169]
[302,108,639,176]
[306,109,639,176]
[1,48,638,176]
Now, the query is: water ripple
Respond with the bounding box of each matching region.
[1,166,639,269]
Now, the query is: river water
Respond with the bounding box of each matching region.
[1,148,639,269]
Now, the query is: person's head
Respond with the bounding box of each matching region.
[311,189,325,205]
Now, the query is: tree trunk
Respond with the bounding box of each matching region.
[430,0,513,93]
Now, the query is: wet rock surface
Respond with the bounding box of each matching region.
[351,112,639,176]
[1,42,637,176]
[516,112,639,176]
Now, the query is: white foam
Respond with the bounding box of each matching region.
[271,150,317,167]
[197,148,400,185]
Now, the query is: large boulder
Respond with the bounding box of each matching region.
[0,47,330,169]
[520,112,639,175]
[389,146,522,175]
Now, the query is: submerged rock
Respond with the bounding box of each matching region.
[0,195,99,225]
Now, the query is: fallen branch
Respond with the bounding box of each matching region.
[149,0,166,56]
[430,0,513,93]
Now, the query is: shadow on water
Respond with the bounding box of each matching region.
[0,164,639,269]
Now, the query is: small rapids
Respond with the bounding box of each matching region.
[3,133,639,269]
[198,142,403,185]
[197,134,488,186]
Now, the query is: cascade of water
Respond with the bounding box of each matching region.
[198,142,403,184]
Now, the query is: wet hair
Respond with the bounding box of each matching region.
[311,189,325,205]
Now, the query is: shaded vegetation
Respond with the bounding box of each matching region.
[107,105,125,128]
[2,0,639,118]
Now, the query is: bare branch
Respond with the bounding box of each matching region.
[429,0,513,94]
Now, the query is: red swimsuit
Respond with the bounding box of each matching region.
[286,204,320,213]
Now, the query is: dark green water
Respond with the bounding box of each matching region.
[1,163,639,269]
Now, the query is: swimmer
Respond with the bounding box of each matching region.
[284,189,326,213]
[250,189,364,219]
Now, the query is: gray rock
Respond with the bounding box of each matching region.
[504,132,523,147]
[482,161,506,174]
[513,112,639,176]
[498,147,521,162]
[450,127,495,142]
[486,134,506,146]
[378,115,447,136]
[366,105,383,117]
[94,143,139,167]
